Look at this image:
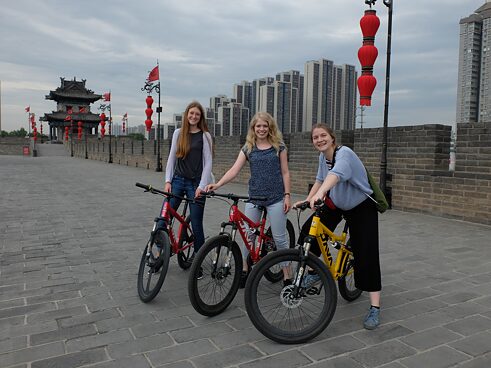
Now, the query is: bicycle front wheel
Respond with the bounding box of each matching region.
[137,230,171,302]
[187,234,242,316]
[244,249,337,344]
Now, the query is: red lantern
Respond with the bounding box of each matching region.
[358,44,378,70]
[145,119,153,132]
[360,9,380,40]
[100,121,106,128]
[146,95,154,108]
[65,126,69,141]
[145,108,153,119]
[122,122,126,133]
[357,74,377,106]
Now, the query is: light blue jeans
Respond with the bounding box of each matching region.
[244,200,289,266]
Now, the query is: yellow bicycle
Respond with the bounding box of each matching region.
[244,200,361,344]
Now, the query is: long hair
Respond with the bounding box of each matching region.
[244,112,283,155]
[311,123,336,144]
[176,101,210,158]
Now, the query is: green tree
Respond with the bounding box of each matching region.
[127,133,145,141]
[7,128,28,137]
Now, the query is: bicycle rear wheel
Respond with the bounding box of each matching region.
[177,216,194,270]
[187,234,242,316]
[338,244,362,302]
[244,249,337,344]
[137,230,171,302]
[263,219,296,283]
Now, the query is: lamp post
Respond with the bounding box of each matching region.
[99,104,111,163]
[142,63,162,172]
[360,0,392,204]
[379,0,393,202]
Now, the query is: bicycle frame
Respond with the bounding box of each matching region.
[153,194,194,254]
[304,212,351,280]
[220,203,270,264]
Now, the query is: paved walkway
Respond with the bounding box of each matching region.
[1,154,490,368]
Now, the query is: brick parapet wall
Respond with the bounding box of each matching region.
[0,137,29,155]
[63,122,491,225]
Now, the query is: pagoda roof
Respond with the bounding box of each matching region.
[42,111,102,126]
[46,77,102,102]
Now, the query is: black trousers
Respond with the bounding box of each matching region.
[298,198,382,292]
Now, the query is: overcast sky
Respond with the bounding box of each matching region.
[0,0,485,132]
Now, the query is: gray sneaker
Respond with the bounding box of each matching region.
[363,307,380,330]
[301,273,321,289]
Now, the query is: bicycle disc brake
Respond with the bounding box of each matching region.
[280,285,303,308]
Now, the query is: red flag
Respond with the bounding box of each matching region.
[123,112,128,119]
[25,106,30,112]
[148,66,159,82]
[103,92,111,102]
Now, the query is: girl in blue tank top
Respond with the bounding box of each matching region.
[206,112,291,287]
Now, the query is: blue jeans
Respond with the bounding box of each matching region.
[168,175,206,252]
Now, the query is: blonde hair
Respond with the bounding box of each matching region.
[244,112,283,155]
[176,101,211,158]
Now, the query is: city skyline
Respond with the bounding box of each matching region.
[0,1,485,132]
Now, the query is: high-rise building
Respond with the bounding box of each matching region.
[303,59,334,131]
[456,1,491,123]
[275,70,304,133]
[303,59,357,131]
[252,77,274,117]
[333,64,357,130]
[233,81,253,117]
[218,100,249,136]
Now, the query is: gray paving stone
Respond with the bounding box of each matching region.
[352,323,413,345]
[107,333,174,359]
[211,327,266,349]
[238,349,312,368]
[399,346,469,368]
[0,341,65,367]
[0,321,58,340]
[349,340,417,368]
[191,344,263,368]
[301,334,366,360]
[131,317,193,338]
[88,354,152,368]
[400,326,462,351]
[65,329,134,353]
[170,322,235,343]
[306,356,365,368]
[30,347,108,368]
[58,308,120,328]
[30,324,97,345]
[448,331,491,357]
[444,315,491,336]
[458,353,491,368]
[0,336,27,354]
[146,339,217,365]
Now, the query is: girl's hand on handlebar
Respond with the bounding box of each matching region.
[293,199,308,209]
[205,183,220,192]
[195,187,204,198]
[310,193,324,209]
[164,182,171,193]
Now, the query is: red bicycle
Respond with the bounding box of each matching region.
[187,192,295,316]
[135,182,196,302]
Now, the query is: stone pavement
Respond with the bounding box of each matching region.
[1,154,490,368]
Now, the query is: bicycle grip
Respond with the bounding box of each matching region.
[135,182,150,190]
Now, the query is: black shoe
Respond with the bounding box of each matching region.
[196,266,204,280]
[239,271,249,289]
[283,279,293,287]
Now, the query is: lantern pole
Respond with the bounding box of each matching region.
[84,123,88,159]
[142,65,161,172]
[379,0,392,204]
[70,117,74,157]
[108,103,113,163]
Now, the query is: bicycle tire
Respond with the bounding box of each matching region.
[338,244,362,302]
[263,219,296,283]
[177,216,194,270]
[187,234,242,316]
[244,249,337,344]
[137,230,171,302]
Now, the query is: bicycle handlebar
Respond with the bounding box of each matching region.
[135,182,195,203]
[202,191,268,203]
[294,199,324,211]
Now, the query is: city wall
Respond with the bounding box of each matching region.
[0,137,29,155]
[5,123,489,225]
